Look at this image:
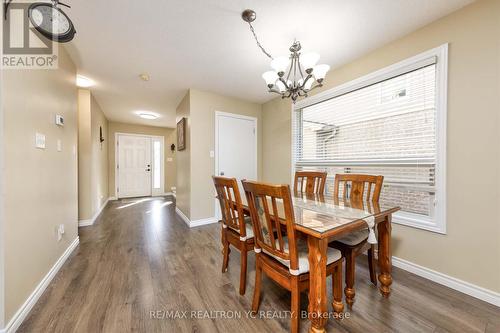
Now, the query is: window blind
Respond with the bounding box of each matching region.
[293,63,437,220]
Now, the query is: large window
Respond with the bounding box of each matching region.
[292,45,447,233]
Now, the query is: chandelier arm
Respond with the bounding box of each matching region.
[297,60,306,80]
[301,74,314,89]
[279,77,290,90]
[247,22,274,60]
[285,58,294,83]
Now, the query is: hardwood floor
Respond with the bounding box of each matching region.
[19,197,500,333]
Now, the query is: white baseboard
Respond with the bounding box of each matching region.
[78,198,110,227]
[2,237,79,333]
[190,217,218,228]
[108,196,117,201]
[175,207,218,228]
[392,256,500,307]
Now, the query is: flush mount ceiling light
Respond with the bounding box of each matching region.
[76,75,95,88]
[135,111,160,120]
[242,9,330,103]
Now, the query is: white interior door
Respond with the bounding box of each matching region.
[215,112,257,216]
[117,135,152,198]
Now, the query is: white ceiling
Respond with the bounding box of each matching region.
[66,0,474,127]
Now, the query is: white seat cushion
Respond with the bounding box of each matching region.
[263,237,342,275]
[337,229,369,246]
[228,216,254,240]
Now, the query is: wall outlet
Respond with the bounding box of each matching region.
[210,150,215,158]
[57,224,65,241]
[35,133,46,149]
[167,157,173,162]
[55,115,64,126]
[57,139,62,152]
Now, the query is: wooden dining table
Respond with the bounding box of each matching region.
[243,192,399,333]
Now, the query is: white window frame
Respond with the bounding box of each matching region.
[292,44,448,234]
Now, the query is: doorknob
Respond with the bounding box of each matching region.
[220,171,225,176]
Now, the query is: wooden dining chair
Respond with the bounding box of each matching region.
[213,176,254,295]
[242,180,343,333]
[329,173,384,308]
[294,171,327,195]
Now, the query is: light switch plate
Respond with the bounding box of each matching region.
[35,133,46,149]
[57,139,62,152]
[210,150,215,158]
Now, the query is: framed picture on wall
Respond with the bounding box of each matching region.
[177,117,186,151]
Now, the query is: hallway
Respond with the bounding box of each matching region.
[17,197,500,333]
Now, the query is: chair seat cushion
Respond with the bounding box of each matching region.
[337,229,369,246]
[228,216,254,240]
[263,237,342,275]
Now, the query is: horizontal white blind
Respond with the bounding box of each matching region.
[293,63,437,219]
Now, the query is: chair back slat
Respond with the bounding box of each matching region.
[242,180,299,271]
[294,171,327,195]
[213,176,247,237]
[333,174,384,202]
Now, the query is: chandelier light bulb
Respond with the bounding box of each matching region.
[262,71,279,86]
[270,56,290,73]
[313,64,331,80]
[300,52,320,70]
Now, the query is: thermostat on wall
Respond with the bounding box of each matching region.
[55,115,64,126]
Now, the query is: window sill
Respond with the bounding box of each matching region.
[392,211,446,234]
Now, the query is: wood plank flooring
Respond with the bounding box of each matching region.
[19,196,500,332]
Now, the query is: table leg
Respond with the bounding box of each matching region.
[307,236,328,333]
[377,214,392,297]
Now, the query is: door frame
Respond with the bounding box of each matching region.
[114,132,165,199]
[214,111,258,218]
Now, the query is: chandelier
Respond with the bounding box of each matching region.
[242,9,330,103]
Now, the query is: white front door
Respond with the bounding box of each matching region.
[117,135,152,198]
[215,112,257,215]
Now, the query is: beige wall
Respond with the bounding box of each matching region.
[90,95,109,214]
[108,122,176,197]
[262,0,500,292]
[77,90,92,219]
[175,92,191,218]
[2,46,79,322]
[77,90,109,220]
[190,89,263,220]
[175,89,263,221]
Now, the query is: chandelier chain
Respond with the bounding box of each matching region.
[248,22,273,60]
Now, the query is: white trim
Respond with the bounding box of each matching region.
[108,196,117,201]
[214,111,258,219]
[175,207,190,227]
[292,44,448,234]
[114,132,165,199]
[2,237,79,333]
[392,256,500,307]
[175,207,218,228]
[78,198,110,227]
[190,217,218,228]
